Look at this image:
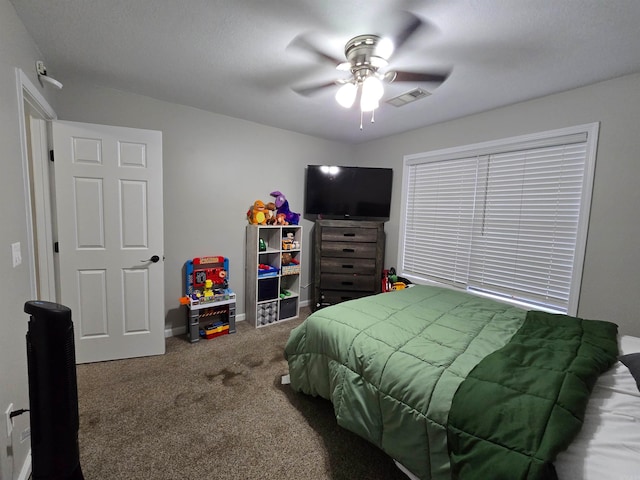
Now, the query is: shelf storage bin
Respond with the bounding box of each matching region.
[258,277,279,302]
[279,297,298,320]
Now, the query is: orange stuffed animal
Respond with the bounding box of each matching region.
[247,200,267,225]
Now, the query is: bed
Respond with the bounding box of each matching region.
[284,285,640,480]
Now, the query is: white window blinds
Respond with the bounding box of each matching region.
[400,125,598,313]
[403,156,477,287]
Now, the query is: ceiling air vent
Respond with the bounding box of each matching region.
[386,88,431,107]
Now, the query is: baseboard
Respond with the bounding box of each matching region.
[164,300,310,338]
[17,450,31,480]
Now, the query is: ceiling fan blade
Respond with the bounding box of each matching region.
[386,70,451,84]
[288,34,343,66]
[389,11,425,52]
[292,80,338,97]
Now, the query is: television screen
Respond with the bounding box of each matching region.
[304,165,393,221]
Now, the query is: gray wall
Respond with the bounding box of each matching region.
[54,80,353,333]
[354,72,640,337]
[57,73,640,339]
[0,0,58,477]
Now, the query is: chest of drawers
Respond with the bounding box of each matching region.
[313,220,385,309]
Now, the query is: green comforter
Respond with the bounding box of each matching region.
[447,310,618,480]
[284,286,617,480]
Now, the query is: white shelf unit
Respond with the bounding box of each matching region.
[245,225,302,328]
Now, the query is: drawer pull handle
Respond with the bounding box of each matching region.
[341,281,354,286]
[342,248,355,253]
[343,233,356,237]
[342,265,354,269]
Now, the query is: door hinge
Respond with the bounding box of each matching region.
[54,242,59,253]
[49,150,54,162]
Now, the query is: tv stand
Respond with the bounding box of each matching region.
[312,219,385,310]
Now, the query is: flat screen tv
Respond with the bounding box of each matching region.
[304,165,393,221]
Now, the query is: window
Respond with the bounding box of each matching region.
[399,124,598,314]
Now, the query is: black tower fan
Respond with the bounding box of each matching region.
[25,300,84,480]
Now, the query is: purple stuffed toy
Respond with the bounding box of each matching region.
[270,191,300,225]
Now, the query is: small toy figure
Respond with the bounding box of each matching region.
[279,288,292,299]
[203,279,214,297]
[270,191,300,225]
[282,232,294,250]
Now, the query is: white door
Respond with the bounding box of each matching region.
[52,120,164,364]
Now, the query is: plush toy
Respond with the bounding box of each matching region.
[270,191,300,225]
[275,213,288,225]
[247,200,268,225]
[265,202,277,224]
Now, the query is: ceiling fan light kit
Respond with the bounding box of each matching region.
[335,73,384,110]
[337,35,391,129]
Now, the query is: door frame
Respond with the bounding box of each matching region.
[15,68,57,301]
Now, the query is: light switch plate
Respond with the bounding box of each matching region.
[11,242,21,267]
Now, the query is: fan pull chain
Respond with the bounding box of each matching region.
[359,110,377,130]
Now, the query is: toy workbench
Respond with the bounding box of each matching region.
[181,255,236,343]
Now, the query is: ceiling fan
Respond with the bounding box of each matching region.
[290,12,451,129]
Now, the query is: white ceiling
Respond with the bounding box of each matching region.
[10,0,640,144]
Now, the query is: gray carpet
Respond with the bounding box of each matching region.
[76,309,408,479]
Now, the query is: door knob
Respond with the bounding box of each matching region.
[141,255,161,263]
